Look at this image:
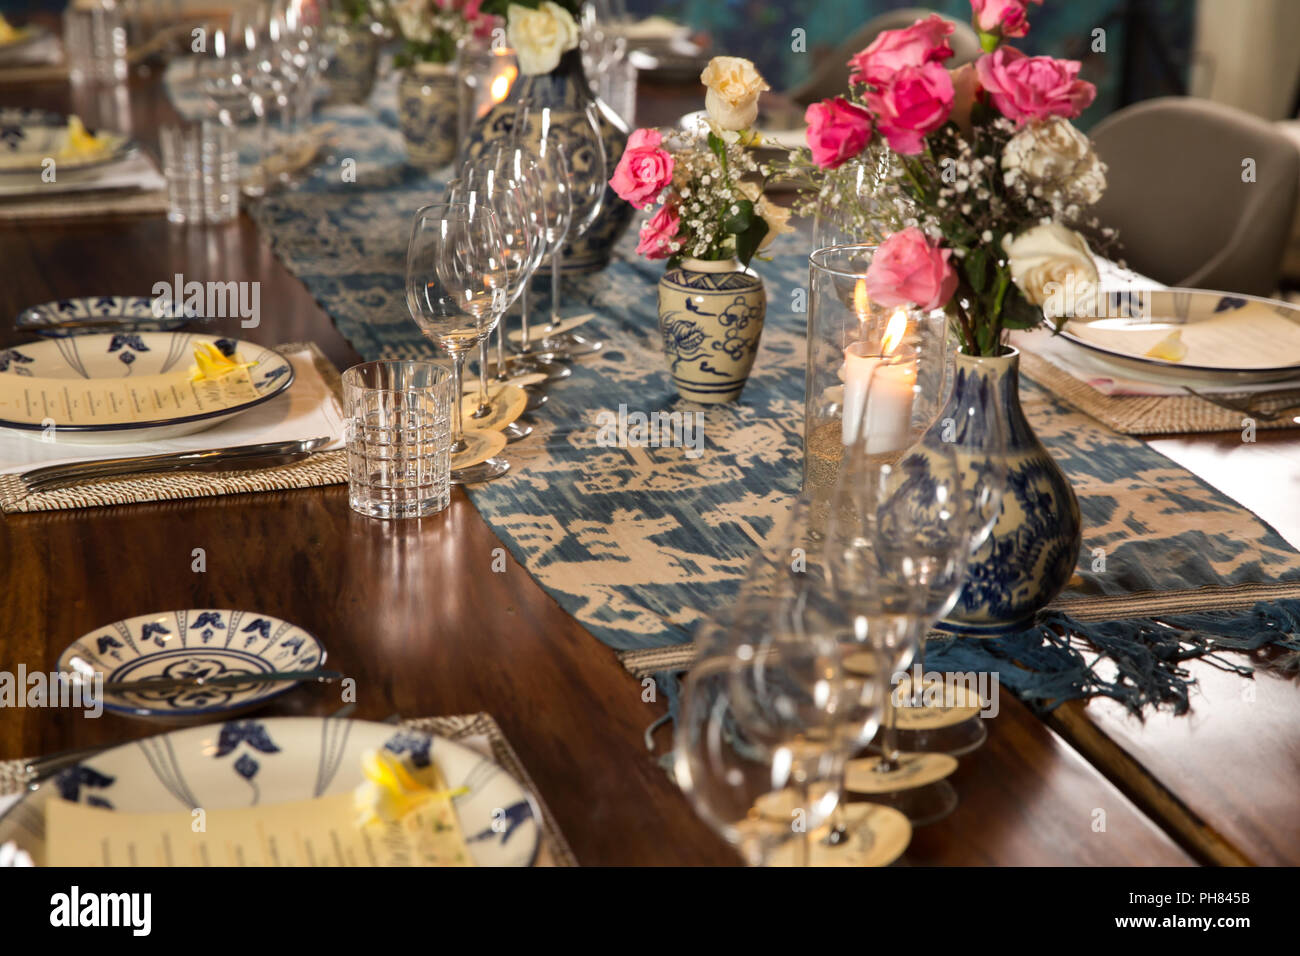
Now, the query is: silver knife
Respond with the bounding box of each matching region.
[100,668,343,694]
[20,436,331,493]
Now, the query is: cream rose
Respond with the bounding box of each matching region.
[507,1,579,76]
[1002,117,1106,207]
[700,56,769,131]
[393,0,433,44]
[1004,223,1099,317]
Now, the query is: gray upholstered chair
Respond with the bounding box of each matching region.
[1089,97,1300,296]
[786,7,981,107]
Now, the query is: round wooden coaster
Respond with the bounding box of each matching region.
[460,384,527,433]
[845,752,958,794]
[893,679,984,731]
[506,312,595,345]
[452,429,507,470]
[765,803,912,868]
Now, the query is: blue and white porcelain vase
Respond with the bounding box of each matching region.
[325,22,384,105]
[398,62,459,169]
[461,48,634,273]
[657,257,766,404]
[929,347,1081,635]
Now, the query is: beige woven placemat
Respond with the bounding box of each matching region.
[0,188,169,220]
[1018,347,1300,436]
[0,341,347,513]
[0,711,577,868]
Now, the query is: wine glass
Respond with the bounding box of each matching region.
[486,143,572,383]
[405,201,511,483]
[511,86,607,357]
[824,396,972,826]
[674,642,845,867]
[446,162,538,443]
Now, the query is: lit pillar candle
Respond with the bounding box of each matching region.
[841,306,917,451]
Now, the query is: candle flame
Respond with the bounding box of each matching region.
[882,307,908,356]
[490,66,518,104]
[853,278,870,318]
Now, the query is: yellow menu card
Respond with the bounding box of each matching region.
[46,790,474,867]
[0,368,260,427]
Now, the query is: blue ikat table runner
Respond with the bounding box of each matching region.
[168,64,1300,712]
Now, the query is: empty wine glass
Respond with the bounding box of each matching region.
[674,645,844,867]
[486,143,572,383]
[405,201,511,483]
[446,162,538,443]
[511,86,607,357]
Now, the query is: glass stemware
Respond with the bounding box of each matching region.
[511,87,607,357]
[405,201,511,483]
[446,162,539,443]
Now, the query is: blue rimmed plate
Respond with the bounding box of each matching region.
[0,331,294,442]
[57,609,327,720]
[0,717,541,867]
[16,295,194,336]
[1060,288,1300,386]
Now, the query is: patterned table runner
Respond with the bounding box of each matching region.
[182,75,1300,714]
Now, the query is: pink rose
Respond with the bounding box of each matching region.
[865,227,958,311]
[976,47,1096,125]
[804,97,873,170]
[864,62,954,155]
[970,0,1042,39]
[848,13,954,88]
[636,204,680,259]
[610,129,675,211]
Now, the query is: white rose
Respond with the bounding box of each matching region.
[507,2,579,76]
[1002,117,1106,207]
[700,56,769,131]
[1004,223,1099,317]
[393,0,433,43]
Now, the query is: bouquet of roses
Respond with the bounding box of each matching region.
[609,56,794,267]
[793,0,1113,355]
[392,0,497,66]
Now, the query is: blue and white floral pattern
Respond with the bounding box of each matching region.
[658,263,766,404]
[56,609,326,719]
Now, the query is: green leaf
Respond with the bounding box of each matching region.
[998,286,1046,330]
[707,131,727,161]
[722,198,755,235]
[733,219,769,268]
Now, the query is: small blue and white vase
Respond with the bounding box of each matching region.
[398,63,459,170]
[929,347,1082,635]
[657,257,766,404]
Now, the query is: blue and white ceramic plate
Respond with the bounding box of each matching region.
[0,109,135,173]
[16,295,193,336]
[1060,288,1300,386]
[57,609,327,721]
[0,717,541,867]
[0,331,295,442]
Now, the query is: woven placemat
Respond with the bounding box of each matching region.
[0,341,347,513]
[1018,347,1300,436]
[0,711,577,868]
[0,188,169,221]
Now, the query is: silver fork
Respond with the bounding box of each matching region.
[20,436,330,494]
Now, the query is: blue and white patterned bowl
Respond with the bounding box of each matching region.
[0,717,540,867]
[0,331,294,442]
[57,609,326,720]
[16,295,193,337]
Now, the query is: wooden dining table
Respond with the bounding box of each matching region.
[1,62,1297,867]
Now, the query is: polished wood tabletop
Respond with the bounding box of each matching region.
[0,68,1294,866]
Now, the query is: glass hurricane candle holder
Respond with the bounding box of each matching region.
[804,244,948,518]
[457,44,519,146]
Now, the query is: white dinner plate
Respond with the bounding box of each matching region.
[0,717,541,867]
[0,331,295,442]
[0,109,136,173]
[57,609,327,721]
[1060,287,1300,387]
